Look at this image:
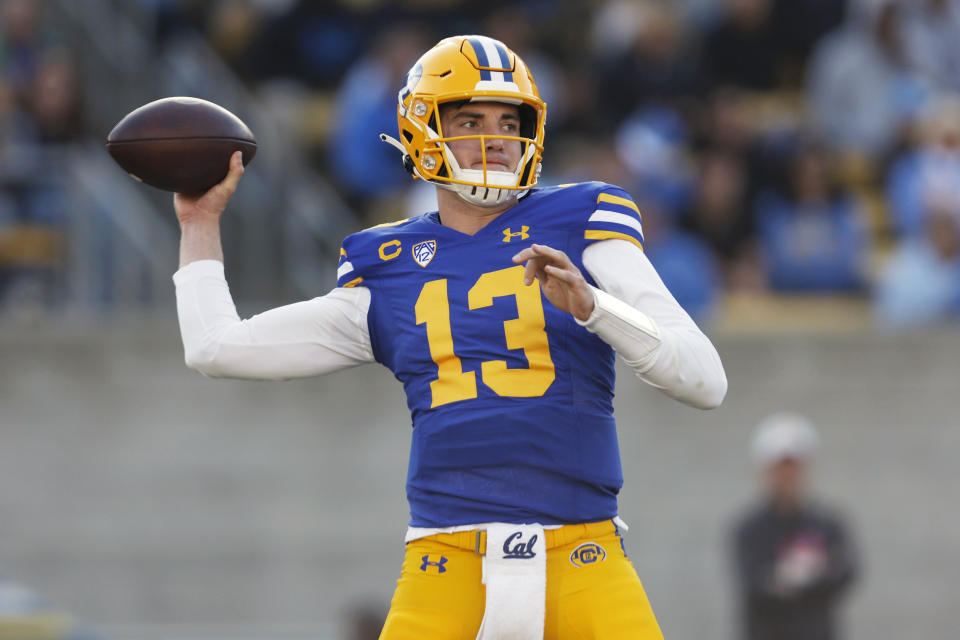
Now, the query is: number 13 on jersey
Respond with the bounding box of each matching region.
[415,265,556,407]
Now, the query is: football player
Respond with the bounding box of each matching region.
[173,35,727,640]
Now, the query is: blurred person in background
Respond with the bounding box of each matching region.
[639,196,720,321]
[768,0,847,88]
[730,413,859,640]
[873,195,960,331]
[755,143,869,293]
[614,106,695,220]
[328,25,429,224]
[806,0,931,161]
[23,48,81,144]
[876,95,960,331]
[885,94,960,238]
[0,7,75,308]
[172,34,726,639]
[692,86,780,209]
[901,0,960,92]
[679,149,764,290]
[592,0,702,125]
[0,0,48,102]
[702,0,802,91]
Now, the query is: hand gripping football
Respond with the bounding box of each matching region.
[106,97,256,194]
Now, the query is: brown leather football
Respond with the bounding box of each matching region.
[106,97,257,194]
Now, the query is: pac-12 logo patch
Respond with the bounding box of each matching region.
[569,542,606,567]
[412,240,437,267]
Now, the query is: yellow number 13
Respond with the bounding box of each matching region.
[414,265,556,407]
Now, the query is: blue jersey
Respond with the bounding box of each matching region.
[336,182,646,527]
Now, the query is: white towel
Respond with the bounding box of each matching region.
[476,523,547,640]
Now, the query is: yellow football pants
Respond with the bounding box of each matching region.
[380,520,664,639]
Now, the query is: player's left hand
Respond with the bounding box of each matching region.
[512,243,595,322]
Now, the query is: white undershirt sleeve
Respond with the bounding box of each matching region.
[580,240,727,409]
[173,259,375,380]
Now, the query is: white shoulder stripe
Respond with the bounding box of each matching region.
[337,261,354,279]
[588,209,644,235]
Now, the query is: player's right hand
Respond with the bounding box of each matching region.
[174,151,245,227]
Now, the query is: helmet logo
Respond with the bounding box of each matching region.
[405,63,423,93]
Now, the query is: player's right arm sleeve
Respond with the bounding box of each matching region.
[173,259,374,379]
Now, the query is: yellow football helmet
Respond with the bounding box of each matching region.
[380,35,546,207]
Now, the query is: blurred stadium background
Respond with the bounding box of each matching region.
[1,0,958,639]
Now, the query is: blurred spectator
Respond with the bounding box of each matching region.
[327,25,428,223]
[24,48,82,144]
[0,0,48,101]
[874,202,960,331]
[241,0,376,89]
[901,0,960,92]
[807,0,931,159]
[886,94,960,237]
[205,0,266,82]
[679,150,763,290]
[730,413,859,640]
[692,87,785,209]
[769,0,847,88]
[614,106,695,218]
[592,0,702,124]
[0,43,73,308]
[641,197,721,320]
[702,0,784,91]
[755,144,869,292]
[546,134,631,188]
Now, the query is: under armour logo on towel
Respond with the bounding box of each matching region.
[502,531,538,559]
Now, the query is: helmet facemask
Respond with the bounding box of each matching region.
[424,99,542,206]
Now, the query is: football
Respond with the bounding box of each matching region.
[106,97,257,194]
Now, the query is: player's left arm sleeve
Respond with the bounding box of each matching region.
[580,239,727,409]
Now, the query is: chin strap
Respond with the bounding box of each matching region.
[380,133,416,176]
[380,133,418,177]
[379,133,406,154]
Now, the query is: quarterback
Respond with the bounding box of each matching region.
[173,36,727,639]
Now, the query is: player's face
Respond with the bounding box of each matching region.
[440,102,523,174]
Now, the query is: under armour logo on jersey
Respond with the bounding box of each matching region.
[569,542,607,567]
[412,240,437,267]
[420,555,448,573]
[502,531,538,559]
[502,226,530,242]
